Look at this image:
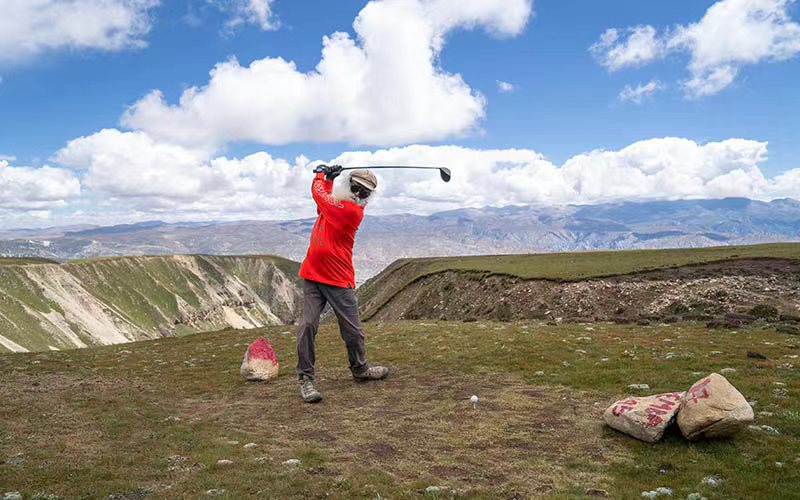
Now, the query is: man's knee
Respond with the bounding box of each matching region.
[296,320,319,337]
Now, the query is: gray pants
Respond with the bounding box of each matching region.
[296,279,368,381]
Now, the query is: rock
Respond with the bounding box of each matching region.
[535,371,545,376]
[758,411,774,417]
[686,494,707,500]
[206,489,226,496]
[254,457,272,463]
[677,373,754,440]
[747,351,767,360]
[628,384,650,391]
[585,488,609,497]
[216,459,233,466]
[240,337,279,382]
[282,459,300,466]
[777,324,800,335]
[719,367,736,375]
[701,475,721,487]
[749,424,779,434]
[243,442,257,449]
[424,486,441,494]
[2,493,22,500]
[604,392,683,443]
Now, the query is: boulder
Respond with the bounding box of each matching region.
[604,392,683,443]
[240,337,279,381]
[677,373,754,440]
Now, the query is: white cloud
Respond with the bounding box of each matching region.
[619,80,665,104]
[497,80,516,92]
[0,0,159,65]
[121,0,533,150]
[591,26,663,71]
[592,0,800,97]
[51,130,800,220]
[54,129,312,218]
[214,0,279,31]
[0,154,17,162]
[0,159,81,210]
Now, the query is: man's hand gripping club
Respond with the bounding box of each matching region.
[313,164,344,180]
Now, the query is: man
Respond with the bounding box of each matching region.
[295,164,389,403]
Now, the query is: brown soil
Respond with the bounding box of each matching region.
[363,258,800,325]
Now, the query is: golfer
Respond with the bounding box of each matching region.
[295,164,389,403]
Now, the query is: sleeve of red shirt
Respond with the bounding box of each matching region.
[310,172,351,231]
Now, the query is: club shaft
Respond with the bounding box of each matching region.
[339,166,442,171]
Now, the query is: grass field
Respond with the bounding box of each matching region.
[0,257,59,266]
[1,320,797,498]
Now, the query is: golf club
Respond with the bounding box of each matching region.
[319,165,452,182]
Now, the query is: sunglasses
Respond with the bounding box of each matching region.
[350,183,373,199]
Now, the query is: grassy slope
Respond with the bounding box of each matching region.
[1,320,797,498]
[0,255,301,353]
[0,257,60,266]
[358,243,800,319]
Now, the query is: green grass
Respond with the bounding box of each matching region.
[0,257,59,266]
[1,320,797,498]
[391,243,800,282]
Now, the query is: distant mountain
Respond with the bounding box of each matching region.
[1,197,798,283]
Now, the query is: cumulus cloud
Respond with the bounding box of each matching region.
[497,80,516,92]
[51,130,800,220]
[592,0,800,97]
[618,80,665,104]
[121,0,533,150]
[54,129,312,218]
[213,0,279,31]
[0,159,81,210]
[0,0,159,64]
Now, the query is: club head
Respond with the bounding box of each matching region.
[439,168,451,182]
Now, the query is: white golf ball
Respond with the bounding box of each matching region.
[470,395,478,404]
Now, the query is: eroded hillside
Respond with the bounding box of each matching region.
[0,255,301,353]
[358,244,800,326]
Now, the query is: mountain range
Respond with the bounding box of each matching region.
[2,197,799,283]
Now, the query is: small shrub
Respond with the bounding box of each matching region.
[495,301,513,322]
[749,304,779,320]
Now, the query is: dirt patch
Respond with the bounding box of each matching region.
[364,258,800,325]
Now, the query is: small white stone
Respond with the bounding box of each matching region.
[641,491,658,499]
[283,459,301,466]
[702,475,721,487]
[425,486,441,493]
[216,459,233,466]
[535,370,545,376]
[720,368,737,374]
[243,442,257,449]
[2,493,23,500]
[628,384,650,391]
[206,489,226,496]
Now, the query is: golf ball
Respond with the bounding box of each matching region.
[470,395,478,404]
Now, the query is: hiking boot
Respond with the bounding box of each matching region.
[299,378,322,403]
[353,365,390,381]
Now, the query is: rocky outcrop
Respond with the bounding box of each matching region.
[0,255,301,353]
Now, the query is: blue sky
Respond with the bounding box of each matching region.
[1,0,799,227]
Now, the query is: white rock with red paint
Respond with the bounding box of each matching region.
[604,392,683,443]
[677,373,753,440]
[240,337,279,381]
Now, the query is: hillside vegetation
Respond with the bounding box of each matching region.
[358,243,800,322]
[0,255,301,353]
[1,320,797,498]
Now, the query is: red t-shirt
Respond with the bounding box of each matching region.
[298,173,364,288]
